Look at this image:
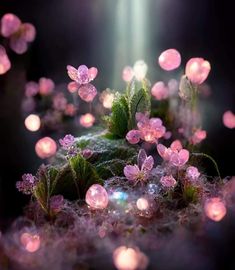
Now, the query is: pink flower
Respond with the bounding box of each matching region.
[0,46,11,75]
[157,140,189,167]
[160,175,177,188]
[223,110,235,129]
[151,81,169,100]
[1,13,21,37]
[67,64,98,102]
[122,60,148,82]
[9,23,36,54]
[186,166,200,181]
[123,149,154,185]
[122,66,134,82]
[190,129,207,145]
[126,113,166,144]
[158,49,181,71]
[185,58,211,85]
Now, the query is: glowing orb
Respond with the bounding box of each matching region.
[35,137,57,159]
[100,90,115,109]
[185,58,211,85]
[67,81,78,93]
[136,197,149,211]
[223,110,235,129]
[113,246,149,270]
[24,114,41,132]
[204,197,227,222]
[79,113,95,128]
[133,60,148,81]
[85,184,109,210]
[158,49,181,71]
[122,66,134,82]
[20,233,40,253]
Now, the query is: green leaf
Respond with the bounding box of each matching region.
[69,154,102,198]
[106,95,129,137]
[128,87,151,129]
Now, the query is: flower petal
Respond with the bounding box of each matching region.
[67,65,78,82]
[123,165,140,181]
[88,67,98,81]
[141,155,154,172]
[138,149,147,169]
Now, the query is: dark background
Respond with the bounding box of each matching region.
[0,0,235,225]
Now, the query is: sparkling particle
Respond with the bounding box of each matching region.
[85,184,109,210]
[35,137,57,159]
[136,197,149,211]
[204,197,227,222]
[79,113,95,128]
[113,246,149,270]
[147,183,159,194]
[185,58,211,85]
[158,49,181,71]
[24,114,41,132]
[20,233,40,253]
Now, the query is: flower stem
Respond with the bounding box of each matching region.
[191,152,222,181]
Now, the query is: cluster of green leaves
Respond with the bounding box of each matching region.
[33,133,138,214]
[104,80,151,138]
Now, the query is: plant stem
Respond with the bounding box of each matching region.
[191,152,222,181]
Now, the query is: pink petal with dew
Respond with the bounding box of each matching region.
[185,58,211,85]
[77,65,89,84]
[178,149,189,165]
[67,65,78,82]
[157,144,171,161]
[78,83,97,102]
[170,140,182,151]
[39,78,55,95]
[158,49,181,71]
[126,130,141,144]
[0,46,11,75]
[138,149,147,169]
[1,13,21,37]
[151,81,169,100]
[122,66,134,82]
[141,155,154,172]
[10,36,28,54]
[21,23,36,42]
[124,165,140,181]
[88,67,98,81]
[67,81,79,93]
[223,110,235,129]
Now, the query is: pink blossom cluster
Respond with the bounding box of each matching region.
[67,64,98,102]
[126,113,166,144]
[157,140,189,167]
[1,13,36,54]
[189,129,207,145]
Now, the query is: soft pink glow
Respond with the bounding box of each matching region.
[65,104,77,116]
[25,81,39,97]
[100,90,115,109]
[113,246,149,270]
[185,58,211,84]
[204,197,227,222]
[190,129,207,145]
[20,233,40,253]
[24,114,41,132]
[158,49,181,71]
[39,78,55,95]
[223,110,235,129]
[0,46,11,75]
[151,81,169,100]
[122,66,134,82]
[21,23,36,42]
[80,113,95,128]
[85,184,109,210]
[78,83,97,102]
[35,137,57,159]
[136,197,149,211]
[1,13,21,37]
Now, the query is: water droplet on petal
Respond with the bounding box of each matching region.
[85,184,109,210]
